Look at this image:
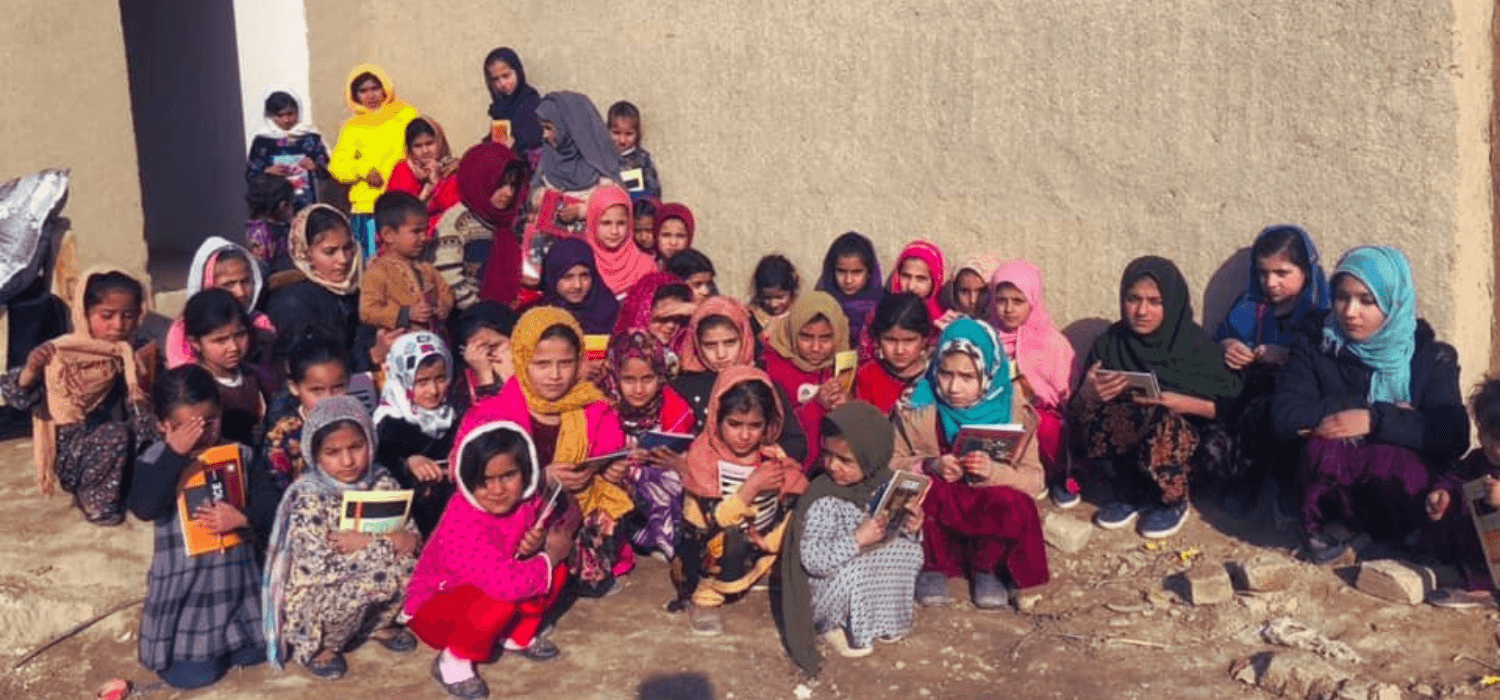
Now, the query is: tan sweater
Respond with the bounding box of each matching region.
[889,386,1044,497]
[359,253,454,331]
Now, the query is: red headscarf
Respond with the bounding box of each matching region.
[459,142,529,304]
[886,239,947,321]
[586,185,656,295]
[612,270,685,335]
[654,202,696,247]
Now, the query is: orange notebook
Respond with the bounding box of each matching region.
[177,444,247,557]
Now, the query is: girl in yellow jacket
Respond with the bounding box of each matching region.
[329,64,420,258]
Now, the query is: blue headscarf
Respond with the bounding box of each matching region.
[1216,224,1330,347]
[904,317,1014,442]
[1322,245,1417,404]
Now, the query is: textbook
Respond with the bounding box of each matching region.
[534,478,565,526]
[620,168,645,192]
[866,470,931,543]
[718,461,779,534]
[577,449,632,475]
[1463,477,1500,589]
[638,430,694,453]
[490,119,511,144]
[177,444,247,557]
[951,423,1032,466]
[834,350,858,394]
[1100,369,1162,400]
[584,334,610,362]
[338,489,414,535]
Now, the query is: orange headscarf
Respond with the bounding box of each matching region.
[681,366,808,499]
[680,297,756,373]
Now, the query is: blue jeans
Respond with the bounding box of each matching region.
[351,213,377,260]
[158,644,265,690]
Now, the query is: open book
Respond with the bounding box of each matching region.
[1100,369,1162,400]
[339,489,414,534]
[951,423,1032,466]
[834,350,858,394]
[177,444,247,557]
[638,431,694,453]
[1464,477,1500,589]
[866,471,931,544]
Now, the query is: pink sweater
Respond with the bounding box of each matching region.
[404,495,551,613]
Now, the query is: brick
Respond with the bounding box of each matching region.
[1042,512,1092,554]
[1186,562,1234,606]
[1231,554,1298,593]
[1257,651,1351,699]
[1354,560,1426,605]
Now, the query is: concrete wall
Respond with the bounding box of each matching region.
[0,0,146,274]
[234,0,314,148]
[307,0,1494,387]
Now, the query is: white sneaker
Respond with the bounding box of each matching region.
[821,628,873,658]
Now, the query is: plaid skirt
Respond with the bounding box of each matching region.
[138,517,264,671]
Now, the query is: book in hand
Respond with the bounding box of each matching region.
[866,470,931,544]
[584,334,609,363]
[1463,477,1500,589]
[620,168,645,192]
[637,431,694,453]
[1100,369,1162,400]
[719,461,779,534]
[339,489,414,535]
[834,350,858,394]
[490,119,511,144]
[177,443,248,557]
[534,478,565,527]
[576,449,632,475]
[951,423,1032,468]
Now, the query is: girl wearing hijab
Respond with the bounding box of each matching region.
[991,260,1080,506]
[815,232,885,347]
[942,255,1002,323]
[539,237,621,335]
[386,117,462,233]
[887,239,948,325]
[483,47,544,155]
[890,318,1049,609]
[264,204,376,371]
[454,307,632,598]
[374,331,459,539]
[165,236,277,389]
[433,142,530,310]
[601,330,698,559]
[263,395,421,680]
[1214,225,1331,513]
[586,185,656,296]
[612,271,693,341]
[676,367,809,635]
[406,421,577,698]
[653,202,695,263]
[762,291,853,469]
[246,89,329,211]
[1273,246,1468,563]
[780,400,923,673]
[853,292,933,414]
[1071,257,1242,540]
[449,301,520,417]
[328,64,421,257]
[530,91,623,223]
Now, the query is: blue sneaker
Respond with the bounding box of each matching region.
[1139,502,1190,539]
[1050,482,1081,510]
[1095,501,1141,530]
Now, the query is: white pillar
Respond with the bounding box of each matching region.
[232,0,313,149]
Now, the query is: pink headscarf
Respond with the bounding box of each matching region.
[586,185,655,295]
[886,239,947,321]
[990,260,1077,411]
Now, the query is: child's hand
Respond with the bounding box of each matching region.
[601,458,630,485]
[854,514,888,548]
[265,164,291,177]
[583,358,606,384]
[407,455,445,482]
[330,531,373,554]
[365,168,383,188]
[163,415,206,456]
[193,503,248,535]
[816,377,847,411]
[902,496,926,534]
[933,454,963,483]
[647,446,687,473]
[18,342,54,388]
[409,301,433,325]
[959,451,997,482]
[1255,344,1290,365]
[372,328,401,366]
[543,524,574,563]
[387,530,418,556]
[516,526,545,559]
[1314,409,1371,440]
[558,203,585,223]
[547,463,591,492]
[1083,362,1130,404]
[298,157,316,172]
[463,341,495,384]
[741,464,785,500]
[1222,339,1256,370]
[1426,489,1452,521]
[1486,476,1500,510]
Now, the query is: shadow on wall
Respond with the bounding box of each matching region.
[638,673,716,700]
[1202,247,1252,334]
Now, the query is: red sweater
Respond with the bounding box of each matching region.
[762,349,834,471]
[853,361,915,416]
[387,160,461,234]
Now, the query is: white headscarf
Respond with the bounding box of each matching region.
[186,236,265,311]
[255,87,318,140]
[373,331,455,439]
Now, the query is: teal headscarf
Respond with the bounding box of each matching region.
[904,317,1013,441]
[1321,245,1417,404]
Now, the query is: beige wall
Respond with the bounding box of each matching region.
[1,0,146,275]
[308,0,1494,388]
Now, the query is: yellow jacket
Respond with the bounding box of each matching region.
[328,64,419,214]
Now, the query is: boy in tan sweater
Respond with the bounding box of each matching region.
[361,191,454,332]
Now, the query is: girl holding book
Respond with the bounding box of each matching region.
[852,292,932,414]
[263,395,421,680]
[259,335,352,493]
[529,91,621,228]
[246,89,329,212]
[761,291,853,470]
[890,317,1049,610]
[374,331,459,539]
[483,47,544,154]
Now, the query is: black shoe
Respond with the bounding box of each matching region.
[1303,531,1349,565]
[431,655,489,699]
[304,652,347,680]
[376,627,417,652]
[511,636,561,662]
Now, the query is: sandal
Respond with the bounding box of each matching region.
[304,652,347,680]
[374,627,418,653]
[431,655,489,699]
[1428,587,1497,609]
[511,636,561,662]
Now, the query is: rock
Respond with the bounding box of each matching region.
[1042,512,1093,554]
[1337,681,1375,700]
[793,684,813,700]
[1186,562,1235,605]
[1412,684,1434,697]
[1257,651,1352,699]
[1355,560,1427,605]
[1369,683,1403,700]
[1232,554,1298,592]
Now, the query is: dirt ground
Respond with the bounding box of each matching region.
[3,435,1498,700]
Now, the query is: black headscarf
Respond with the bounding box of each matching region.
[779,400,895,676]
[540,237,621,335]
[483,47,543,153]
[1089,256,1241,403]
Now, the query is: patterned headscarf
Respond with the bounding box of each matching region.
[903,317,1014,443]
[288,203,363,295]
[600,330,672,437]
[1322,245,1418,403]
[373,331,455,439]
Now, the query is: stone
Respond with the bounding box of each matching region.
[1232,554,1298,593]
[1042,512,1093,554]
[1355,560,1427,605]
[1369,684,1404,700]
[1412,684,1435,697]
[1186,562,1235,606]
[1257,651,1352,699]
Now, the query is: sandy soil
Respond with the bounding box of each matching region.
[2,437,1496,700]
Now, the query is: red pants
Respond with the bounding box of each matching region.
[921,479,1050,588]
[1036,407,1068,480]
[408,565,567,661]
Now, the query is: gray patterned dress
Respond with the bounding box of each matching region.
[799,498,923,647]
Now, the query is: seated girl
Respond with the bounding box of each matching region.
[761,292,853,469]
[530,91,623,229]
[1273,245,1468,563]
[407,421,577,698]
[166,237,277,389]
[1423,376,1500,607]
[131,366,278,689]
[450,302,519,416]
[1214,225,1329,514]
[435,142,528,310]
[632,197,660,254]
[890,318,1049,609]
[941,255,1000,323]
[815,232,885,346]
[386,117,461,234]
[1071,257,1241,540]
[539,237,620,334]
[260,335,351,493]
[3,266,156,524]
[654,203,695,263]
[585,185,655,297]
[602,330,698,559]
[676,368,809,635]
[665,248,717,301]
[612,271,695,349]
[781,401,923,672]
[265,204,376,372]
[374,331,459,539]
[455,307,631,598]
[748,254,800,342]
[991,260,1080,507]
[327,64,420,256]
[886,239,947,325]
[853,292,932,415]
[245,175,296,272]
[265,395,421,679]
[181,289,267,446]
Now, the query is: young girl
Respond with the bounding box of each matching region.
[632,196,660,254]
[943,255,1001,323]
[612,271,694,344]
[166,237,277,390]
[749,254,800,341]
[1424,376,1500,607]
[887,239,947,323]
[450,301,519,416]
[438,141,529,310]
[891,318,1050,609]
[328,64,421,257]
[762,292,853,469]
[245,174,296,271]
[665,249,717,301]
[246,89,329,212]
[853,292,933,414]
[1273,246,1467,563]
[676,368,809,634]
[483,47,544,154]
[654,202,695,262]
[456,307,631,597]
[3,266,156,524]
[1214,225,1330,514]
[602,330,697,558]
[607,100,662,200]
[1072,257,1241,540]
[540,237,621,334]
[374,331,459,539]
[386,117,462,233]
[182,289,266,446]
[815,232,885,346]
[260,335,351,493]
[585,185,655,297]
[265,204,375,371]
[264,395,421,679]
[406,421,576,697]
[781,401,923,671]
[991,260,1080,506]
[531,91,622,220]
[130,365,278,689]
